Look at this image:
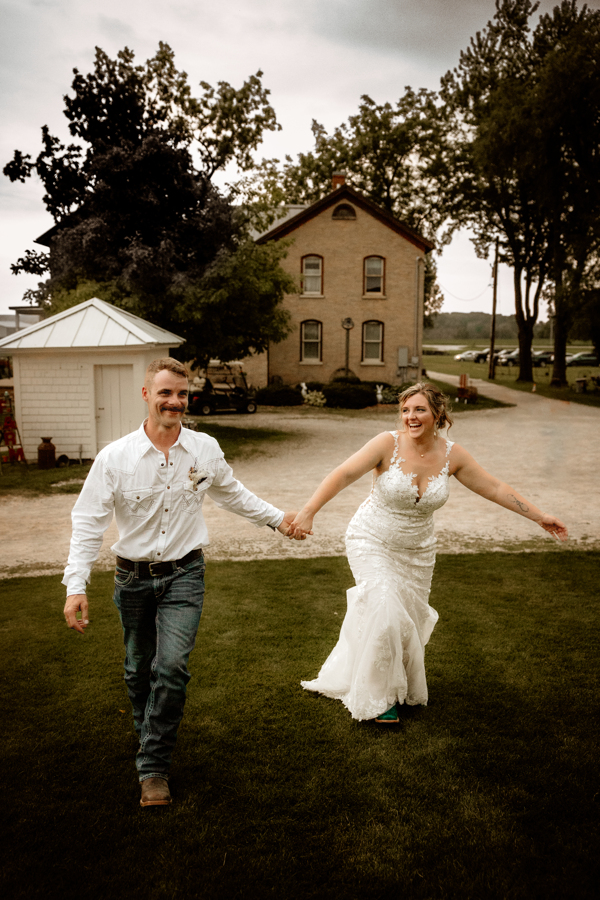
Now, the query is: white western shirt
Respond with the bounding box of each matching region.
[63,422,284,595]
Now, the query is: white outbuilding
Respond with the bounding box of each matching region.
[0,297,184,462]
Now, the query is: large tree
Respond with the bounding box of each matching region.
[3,44,295,366]
[441,0,600,383]
[246,88,449,326]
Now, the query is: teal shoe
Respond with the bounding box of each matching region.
[375,704,399,724]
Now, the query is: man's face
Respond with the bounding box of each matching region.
[142,369,189,430]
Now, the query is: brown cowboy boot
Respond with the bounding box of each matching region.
[140,777,171,807]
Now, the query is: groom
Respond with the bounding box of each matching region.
[63,357,303,807]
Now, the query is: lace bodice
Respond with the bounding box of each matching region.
[371,431,454,516]
[347,431,454,549]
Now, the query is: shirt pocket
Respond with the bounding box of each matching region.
[181,479,209,514]
[122,487,156,517]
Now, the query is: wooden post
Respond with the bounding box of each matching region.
[488,238,499,381]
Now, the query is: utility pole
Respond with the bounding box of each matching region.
[488,238,499,381]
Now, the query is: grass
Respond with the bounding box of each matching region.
[1,553,599,900]
[425,377,514,413]
[187,420,295,461]
[424,354,600,408]
[0,423,294,498]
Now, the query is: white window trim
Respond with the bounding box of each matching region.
[301,255,323,296]
[364,256,385,296]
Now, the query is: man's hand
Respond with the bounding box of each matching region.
[64,594,90,634]
[278,510,309,540]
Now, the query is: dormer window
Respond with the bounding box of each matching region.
[332,204,356,220]
[302,255,323,295]
[364,256,385,294]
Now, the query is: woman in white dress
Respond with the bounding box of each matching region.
[289,383,568,724]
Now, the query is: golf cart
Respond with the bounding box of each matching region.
[188,364,257,415]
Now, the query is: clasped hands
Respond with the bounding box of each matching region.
[278,510,314,541]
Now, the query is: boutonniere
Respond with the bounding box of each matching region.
[188,466,208,492]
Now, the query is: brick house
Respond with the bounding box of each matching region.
[244,176,434,388]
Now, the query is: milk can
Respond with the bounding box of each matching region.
[38,437,56,469]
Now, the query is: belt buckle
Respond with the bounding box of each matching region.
[148,561,162,577]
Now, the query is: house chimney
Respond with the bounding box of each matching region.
[332,171,345,190]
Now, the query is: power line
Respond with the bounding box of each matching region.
[438,281,492,303]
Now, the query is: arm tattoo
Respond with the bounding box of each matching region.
[508,493,529,512]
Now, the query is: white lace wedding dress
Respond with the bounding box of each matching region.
[301,431,454,720]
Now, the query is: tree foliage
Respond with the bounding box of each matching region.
[3,44,294,366]
[441,0,600,384]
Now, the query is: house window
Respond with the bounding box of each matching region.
[362,321,383,362]
[332,203,356,220]
[301,320,322,362]
[364,256,385,294]
[302,255,323,295]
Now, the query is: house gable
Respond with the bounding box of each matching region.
[256,184,434,254]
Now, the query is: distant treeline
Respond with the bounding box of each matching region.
[425,312,550,342]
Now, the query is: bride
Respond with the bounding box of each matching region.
[289,382,567,723]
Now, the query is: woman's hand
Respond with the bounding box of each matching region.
[538,514,568,542]
[287,509,315,540]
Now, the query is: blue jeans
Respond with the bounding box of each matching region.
[113,554,205,781]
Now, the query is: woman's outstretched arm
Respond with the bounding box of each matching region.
[451,444,568,541]
[288,432,394,537]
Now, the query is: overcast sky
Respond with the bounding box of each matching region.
[2,0,596,321]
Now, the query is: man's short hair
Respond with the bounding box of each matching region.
[145,358,188,387]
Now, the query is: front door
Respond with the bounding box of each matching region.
[94,365,135,452]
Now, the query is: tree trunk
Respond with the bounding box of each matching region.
[517,319,535,381]
[551,307,569,386]
[513,267,535,381]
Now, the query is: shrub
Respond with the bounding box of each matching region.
[303,381,324,392]
[361,381,393,390]
[305,390,327,407]
[322,382,377,408]
[255,384,303,406]
[381,388,400,404]
[330,373,361,384]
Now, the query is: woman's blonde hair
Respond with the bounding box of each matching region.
[397,382,453,431]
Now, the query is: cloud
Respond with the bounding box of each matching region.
[98,14,137,45]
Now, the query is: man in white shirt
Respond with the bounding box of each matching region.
[63,357,302,807]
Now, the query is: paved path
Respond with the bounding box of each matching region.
[1,379,598,579]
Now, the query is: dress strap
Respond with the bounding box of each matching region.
[390,430,401,466]
[445,439,454,458]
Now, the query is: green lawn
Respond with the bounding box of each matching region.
[1,553,598,900]
[424,354,600,408]
[0,423,294,498]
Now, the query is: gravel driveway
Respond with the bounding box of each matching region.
[1,375,597,579]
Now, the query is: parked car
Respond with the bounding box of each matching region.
[473,348,490,363]
[566,352,599,367]
[532,350,554,366]
[493,349,517,366]
[188,364,257,415]
[453,350,479,362]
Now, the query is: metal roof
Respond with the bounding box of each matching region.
[0,298,185,350]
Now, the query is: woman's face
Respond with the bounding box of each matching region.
[400,392,436,438]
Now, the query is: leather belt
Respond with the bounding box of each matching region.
[116,548,204,578]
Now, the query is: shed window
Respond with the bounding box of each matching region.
[362,321,383,362]
[364,256,385,294]
[301,320,322,361]
[302,256,323,295]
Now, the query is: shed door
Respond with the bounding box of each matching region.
[94,365,135,452]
